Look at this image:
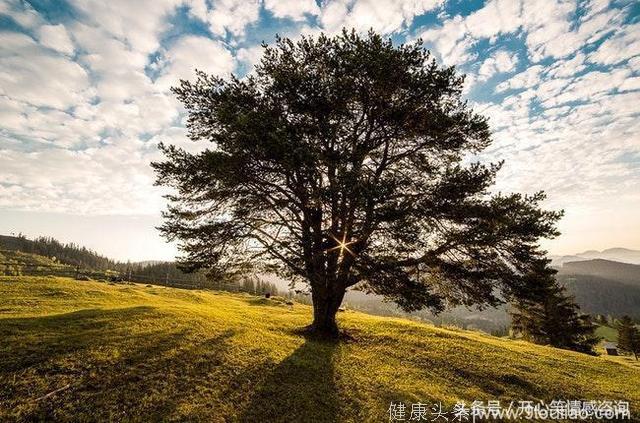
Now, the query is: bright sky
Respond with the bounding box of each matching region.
[0,0,639,261]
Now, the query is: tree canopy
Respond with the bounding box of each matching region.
[153,30,562,336]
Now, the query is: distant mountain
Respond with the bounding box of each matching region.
[556,259,640,318]
[558,274,640,318]
[559,259,640,287]
[549,255,586,267]
[577,248,640,265]
[550,248,640,266]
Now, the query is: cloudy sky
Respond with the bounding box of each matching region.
[0,0,639,261]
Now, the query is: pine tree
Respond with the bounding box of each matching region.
[153,30,562,337]
[617,315,639,360]
[510,260,599,354]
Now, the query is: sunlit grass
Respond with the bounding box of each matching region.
[1,276,639,422]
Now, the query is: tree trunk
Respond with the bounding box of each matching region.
[308,287,346,338]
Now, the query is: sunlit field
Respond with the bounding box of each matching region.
[1,276,638,422]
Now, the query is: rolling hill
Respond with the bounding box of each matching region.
[559,259,640,287]
[1,275,639,421]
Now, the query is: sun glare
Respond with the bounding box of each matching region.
[328,233,357,257]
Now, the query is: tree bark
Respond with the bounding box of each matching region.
[307,286,346,338]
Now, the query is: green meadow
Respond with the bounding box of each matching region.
[1,276,639,422]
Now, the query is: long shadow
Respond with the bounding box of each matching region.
[237,338,340,423]
[74,329,236,421]
[0,306,157,373]
[1,306,237,421]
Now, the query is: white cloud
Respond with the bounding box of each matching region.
[264,0,319,20]
[0,0,639,258]
[524,3,621,62]
[521,0,576,61]
[587,22,640,66]
[582,0,610,21]
[496,70,531,91]
[0,0,43,29]
[618,77,640,92]
[237,44,265,71]
[542,68,630,107]
[415,0,520,65]
[204,0,261,37]
[418,15,475,65]
[155,35,236,91]
[464,0,522,39]
[0,32,92,110]
[478,50,518,80]
[37,24,75,55]
[416,0,628,65]
[68,0,182,55]
[321,0,443,35]
[545,52,586,78]
[0,143,165,215]
[627,56,640,73]
[0,2,209,215]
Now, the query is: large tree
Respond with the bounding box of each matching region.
[153,30,562,337]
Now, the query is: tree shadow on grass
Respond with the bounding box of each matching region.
[238,338,340,423]
[0,306,237,422]
[0,306,157,373]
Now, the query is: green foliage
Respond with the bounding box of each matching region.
[617,315,640,359]
[1,276,639,421]
[153,30,562,334]
[510,261,599,354]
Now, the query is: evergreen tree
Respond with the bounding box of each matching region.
[153,30,562,337]
[246,276,256,294]
[617,315,639,360]
[510,260,599,354]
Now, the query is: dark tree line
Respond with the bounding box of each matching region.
[240,275,280,296]
[557,274,640,319]
[0,234,118,270]
[0,234,280,293]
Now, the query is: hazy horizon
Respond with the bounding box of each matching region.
[1,209,639,262]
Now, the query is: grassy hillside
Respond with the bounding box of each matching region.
[1,276,639,422]
[0,249,61,267]
[595,324,618,342]
[0,237,225,291]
